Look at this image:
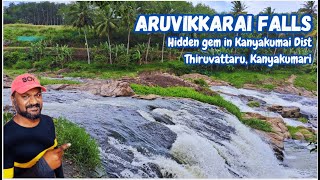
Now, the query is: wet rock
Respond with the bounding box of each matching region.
[180,73,230,86]
[45,84,70,90]
[93,166,108,178]
[147,163,163,178]
[267,105,301,118]
[294,132,305,140]
[100,81,135,97]
[238,94,267,105]
[138,122,177,150]
[132,94,161,100]
[3,74,13,88]
[281,107,300,118]
[267,105,283,113]
[244,112,289,160]
[151,113,175,125]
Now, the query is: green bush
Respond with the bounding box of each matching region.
[298,117,308,123]
[33,56,55,71]
[13,60,33,69]
[168,61,192,76]
[247,101,260,107]
[3,112,14,124]
[194,79,209,87]
[54,117,101,170]
[4,51,29,67]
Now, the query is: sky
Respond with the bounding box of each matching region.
[3,0,318,15]
[191,1,318,14]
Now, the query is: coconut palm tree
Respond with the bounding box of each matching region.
[119,2,139,55]
[95,4,119,64]
[160,2,175,63]
[299,1,317,18]
[231,1,247,54]
[260,7,275,38]
[231,1,247,15]
[68,2,94,64]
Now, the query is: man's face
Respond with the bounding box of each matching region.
[11,87,43,121]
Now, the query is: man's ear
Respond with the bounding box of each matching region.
[11,95,17,111]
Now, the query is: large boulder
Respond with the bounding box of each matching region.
[243,112,289,161]
[100,81,134,97]
[267,105,301,118]
[281,107,300,118]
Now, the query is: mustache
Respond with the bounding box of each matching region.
[26,103,41,109]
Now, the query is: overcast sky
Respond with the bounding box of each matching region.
[3,0,318,15]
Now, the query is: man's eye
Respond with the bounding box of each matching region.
[36,94,42,97]
[22,95,29,99]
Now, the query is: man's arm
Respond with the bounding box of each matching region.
[13,157,55,178]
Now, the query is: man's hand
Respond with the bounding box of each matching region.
[43,143,71,170]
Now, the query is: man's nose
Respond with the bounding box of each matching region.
[29,95,38,104]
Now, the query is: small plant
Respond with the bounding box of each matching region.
[247,101,260,107]
[194,78,209,87]
[3,112,14,124]
[298,117,308,123]
[287,125,317,142]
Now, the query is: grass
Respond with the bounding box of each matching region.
[53,117,101,171]
[287,125,317,142]
[193,78,209,87]
[294,73,317,91]
[298,117,309,123]
[39,77,80,86]
[131,84,242,120]
[247,101,260,107]
[210,69,290,88]
[209,67,316,92]
[241,118,273,132]
[3,112,101,172]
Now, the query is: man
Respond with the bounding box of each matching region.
[4,73,71,178]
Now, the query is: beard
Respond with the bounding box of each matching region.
[14,101,42,121]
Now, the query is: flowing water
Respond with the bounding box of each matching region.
[3,87,318,178]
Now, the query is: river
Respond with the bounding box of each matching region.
[2,86,317,178]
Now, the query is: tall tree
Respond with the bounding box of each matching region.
[119,2,138,55]
[68,2,94,64]
[260,7,275,38]
[231,1,247,15]
[299,1,317,18]
[159,2,175,63]
[95,4,119,64]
